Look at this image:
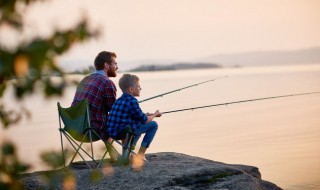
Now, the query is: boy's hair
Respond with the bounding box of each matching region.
[94,51,117,70]
[119,74,139,93]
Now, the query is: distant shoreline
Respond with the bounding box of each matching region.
[129,62,221,72]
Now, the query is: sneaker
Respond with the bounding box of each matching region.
[131,154,145,171]
[130,152,147,162]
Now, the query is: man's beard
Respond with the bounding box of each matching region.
[107,69,117,77]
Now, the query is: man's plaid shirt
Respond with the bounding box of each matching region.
[107,93,147,138]
[72,71,116,131]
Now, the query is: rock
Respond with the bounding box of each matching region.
[20,152,282,190]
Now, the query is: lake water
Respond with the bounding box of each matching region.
[1,64,320,190]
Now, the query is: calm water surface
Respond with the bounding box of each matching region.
[1,64,320,190]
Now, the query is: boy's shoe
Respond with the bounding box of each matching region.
[131,154,146,171]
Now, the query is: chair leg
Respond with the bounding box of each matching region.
[64,132,98,163]
[96,141,120,168]
[119,133,134,165]
[89,130,94,161]
[58,114,66,169]
[113,139,137,156]
[64,131,93,169]
[59,130,66,169]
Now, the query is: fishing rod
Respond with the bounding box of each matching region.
[138,76,228,103]
[162,91,320,114]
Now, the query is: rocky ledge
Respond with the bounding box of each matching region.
[20,152,282,190]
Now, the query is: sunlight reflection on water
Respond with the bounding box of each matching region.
[1,64,320,190]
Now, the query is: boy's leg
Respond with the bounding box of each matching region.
[133,121,158,150]
[132,121,158,171]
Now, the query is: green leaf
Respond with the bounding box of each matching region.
[1,142,15,155]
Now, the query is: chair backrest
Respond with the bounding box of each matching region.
[58,100,100,142]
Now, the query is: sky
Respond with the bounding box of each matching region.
[12,0,320,70]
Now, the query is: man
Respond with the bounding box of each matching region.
[72,51,119,160]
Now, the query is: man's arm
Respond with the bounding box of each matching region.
[105,80,117,111]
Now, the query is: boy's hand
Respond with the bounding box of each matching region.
[145,112,152,116]
[154,110,162,117]
[146,110,162,123]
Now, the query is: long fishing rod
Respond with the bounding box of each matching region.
[138,76,228,103]
[162,91,320,114]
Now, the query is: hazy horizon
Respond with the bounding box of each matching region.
[2,0,319,71]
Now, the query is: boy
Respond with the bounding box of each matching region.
[107,74,162,168]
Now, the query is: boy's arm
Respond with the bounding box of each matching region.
[130,99,148,124]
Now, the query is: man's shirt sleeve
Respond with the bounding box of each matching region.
[104,80,117,111]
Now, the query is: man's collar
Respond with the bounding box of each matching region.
[94,70,107,77]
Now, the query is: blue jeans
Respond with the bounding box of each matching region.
[132,121,158,148]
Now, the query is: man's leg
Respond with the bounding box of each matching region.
[105,138,120,162]
[100,130,120,162]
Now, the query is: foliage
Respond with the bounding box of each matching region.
[40,150,71,170]
[39,150,76,190]
[0,0,99,128]
[0,141,30,190]
[40,150,108,189]
[0,0,99,189]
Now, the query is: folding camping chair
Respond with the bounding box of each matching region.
[57,99,120,169]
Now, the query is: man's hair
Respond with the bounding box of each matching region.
[119,74,139,93]
[94,51,117,70]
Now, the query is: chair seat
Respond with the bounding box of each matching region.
[113,126,134,140]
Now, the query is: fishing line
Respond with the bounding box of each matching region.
[138,75,228,103]
[162,91,320,114]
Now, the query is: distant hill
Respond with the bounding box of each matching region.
[129,47,320,72]
[199,47,320,67]
[59,47,320,72]
[130,62,220,72]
